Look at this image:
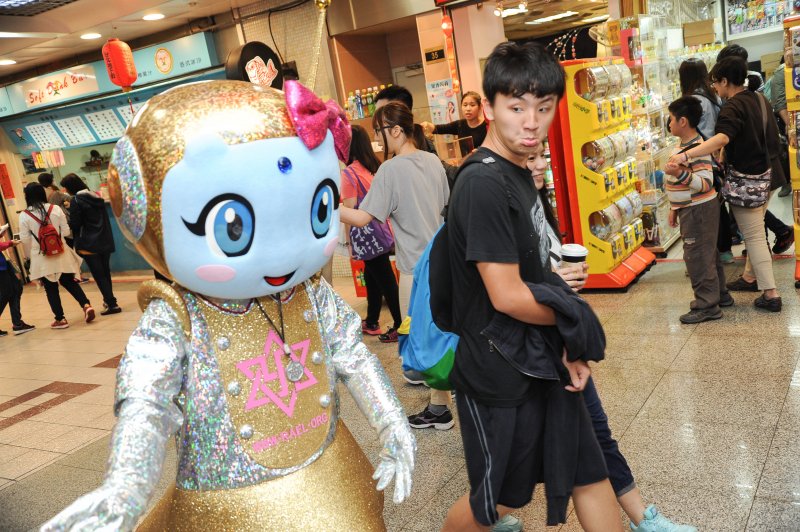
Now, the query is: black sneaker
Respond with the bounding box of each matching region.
[727,277,758,292]
[754,294,782,312]
[779,183,792,197]
[100,306,122,316]
[679,307,723,324]
[12,323,35,335]
[773,230,795,254]
[379,327,398,343]
[0,330,7,337]
[408,405,455,430]
[719,293,735,307]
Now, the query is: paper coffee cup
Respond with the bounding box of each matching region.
[561,243,589,263]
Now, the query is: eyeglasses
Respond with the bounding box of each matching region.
[374,126,393,134]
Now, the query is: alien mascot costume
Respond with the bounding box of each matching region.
[40,80,416,531]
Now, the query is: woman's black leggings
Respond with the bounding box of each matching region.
[363,253,402,329]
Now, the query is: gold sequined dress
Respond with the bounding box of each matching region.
[103,277,412,531]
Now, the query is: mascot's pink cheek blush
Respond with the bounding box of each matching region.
[195,265,237,282]
[324,238,337,257]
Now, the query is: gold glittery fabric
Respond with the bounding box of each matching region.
[137,280,191,335]
[203,288,332,470]
[137,421,385,532]
[107,81,297,276]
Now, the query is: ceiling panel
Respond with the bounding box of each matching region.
[500,0,609,40]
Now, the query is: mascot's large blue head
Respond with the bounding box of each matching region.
[107,80,351,299]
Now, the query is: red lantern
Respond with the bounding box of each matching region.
[102,38,137,92]
[441,14,453,37]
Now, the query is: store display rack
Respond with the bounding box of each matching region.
[549,57,655,290]
[782,15,800,286]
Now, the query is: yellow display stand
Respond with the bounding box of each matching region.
[552,58,655,289]
[783,15,800,286]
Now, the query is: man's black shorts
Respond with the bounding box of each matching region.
[455,383,608,526]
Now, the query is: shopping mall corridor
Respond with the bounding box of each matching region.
[1,254,800,531]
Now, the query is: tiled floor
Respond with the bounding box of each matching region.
[2,222,800,530]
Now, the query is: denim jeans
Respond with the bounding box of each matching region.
[583,376,636,496]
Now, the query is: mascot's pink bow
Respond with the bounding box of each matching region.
[284,80,351,162]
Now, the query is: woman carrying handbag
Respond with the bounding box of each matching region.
[668,56,786,312]
[341,125,402,342]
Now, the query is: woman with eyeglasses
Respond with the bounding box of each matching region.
[340,101,452,424]
[668,56,786,312]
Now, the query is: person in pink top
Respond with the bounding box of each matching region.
[341,125,402,341]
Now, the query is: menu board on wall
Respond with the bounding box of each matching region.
[25,123,65,149]
[85,110,126,140]
[726,0,793,36]
[54,116,96,146]
[116,102,146,125]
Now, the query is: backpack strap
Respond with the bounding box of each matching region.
[137,280,191,337]
[23,209,43,225]
[445,151,510,220]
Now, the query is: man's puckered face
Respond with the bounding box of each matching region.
[483,93,558,162]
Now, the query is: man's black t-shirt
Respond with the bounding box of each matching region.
[447,147,552,407]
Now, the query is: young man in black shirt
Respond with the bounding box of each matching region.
[442,42,622,531]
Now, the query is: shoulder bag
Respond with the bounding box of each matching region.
[342,167,394,261]
[721,93,772,208]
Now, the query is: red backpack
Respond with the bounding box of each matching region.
[25,205,64,256]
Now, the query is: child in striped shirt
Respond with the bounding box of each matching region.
[665,96,733,324]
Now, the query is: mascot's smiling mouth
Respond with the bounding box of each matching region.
[264,271,296,287]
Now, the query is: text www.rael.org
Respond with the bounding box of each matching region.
[252,413,329,452]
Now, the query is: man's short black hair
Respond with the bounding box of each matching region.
[482,42,565,104]
[717,43,748,62]
[710,57,748,87]
[37,172,54,187]
[668,96,703,129]
[375,85,413,109]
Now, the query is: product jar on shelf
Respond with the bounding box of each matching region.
[575,65,611,101]
[626,191,643,218]
[589,203,624,241]
[615,195,635,225]
[582,136,616,172]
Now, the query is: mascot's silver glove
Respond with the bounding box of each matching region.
[373,413,416,503]
[315,279,417,503]
[40,399,181,532]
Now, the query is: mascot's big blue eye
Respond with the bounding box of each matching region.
[310,179,339,239]
[183,194,255,257]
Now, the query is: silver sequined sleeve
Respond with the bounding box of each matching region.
[314,278,404,428]
[41,300,185,532]
[312,279,416,502]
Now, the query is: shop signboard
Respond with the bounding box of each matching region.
[21,65,100,109]
[5,32,218,115]
[0,89,13,118]
[426,78,459,125]
[0,68,224,155]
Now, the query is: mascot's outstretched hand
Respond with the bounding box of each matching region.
[40,79,415,532]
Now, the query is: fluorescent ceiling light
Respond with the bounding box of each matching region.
[525,11,579,24]
[0,59,17,65]
[501,7,528,17]
[0,31,63,38]
[583,14,610,23]
[143,13,165,21]
[81,33,102,40]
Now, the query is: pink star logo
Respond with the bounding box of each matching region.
[236,330,317,418]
